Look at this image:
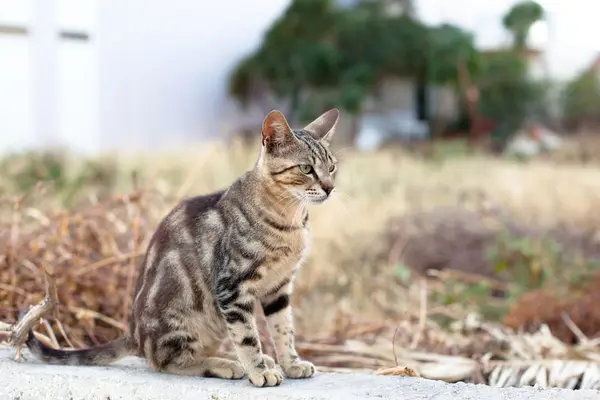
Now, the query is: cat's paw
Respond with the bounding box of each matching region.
[262,354,277,369]
[204,359,245,380]
[248,368,284,387]
[283,360,316,379]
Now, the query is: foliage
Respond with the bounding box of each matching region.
[486,230,565,295]
[502,0,545,50]
[426,24,481,84]
[465,0,549,142]
[228,0,478,123]
[228,0,342,121]
[431,226,600,325]
[0,151,118,207]
[476,50,547,138]
[560,68,600,126]
[229,0,551,148]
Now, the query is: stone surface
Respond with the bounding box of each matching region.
[1,348,600,399]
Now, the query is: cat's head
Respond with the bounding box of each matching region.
[257,109,340,205]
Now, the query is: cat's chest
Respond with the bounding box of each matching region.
[247,230,309,298]
[262,228,309,272]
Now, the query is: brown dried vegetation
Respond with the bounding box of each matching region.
[379,196,600,343]
[4,139,600,388]
[0,187,157,347]
[503,272,600,344]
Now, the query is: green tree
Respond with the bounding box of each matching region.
[561,68,600,129]
[228,0,478,129]
[228,0,342,123]
[477,52,533,133]
[459,0,549,144]
[502,1,545,50]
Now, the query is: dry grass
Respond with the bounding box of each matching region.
[2,136,600,388]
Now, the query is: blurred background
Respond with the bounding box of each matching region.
[3,0,600,389]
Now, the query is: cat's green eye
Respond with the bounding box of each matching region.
[299,164,313,174]
[329,164,336,173]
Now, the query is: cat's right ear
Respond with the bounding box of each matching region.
[261,110,297,150]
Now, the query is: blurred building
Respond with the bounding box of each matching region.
[1,0,598,154]
[0,0,287,154]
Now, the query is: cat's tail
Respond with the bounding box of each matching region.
[25,329,134,366]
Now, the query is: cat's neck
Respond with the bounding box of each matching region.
[242,169,307,228]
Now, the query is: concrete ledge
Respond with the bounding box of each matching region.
[2,349,600,400]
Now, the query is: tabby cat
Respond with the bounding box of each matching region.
[25,108,341,387]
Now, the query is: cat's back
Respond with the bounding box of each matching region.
[184,189,227,218]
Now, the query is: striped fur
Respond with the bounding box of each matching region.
[25,109,340,388]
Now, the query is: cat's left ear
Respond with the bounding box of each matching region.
[261,109,297,150]
[304,108,340,146]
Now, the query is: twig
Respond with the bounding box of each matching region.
[32,331,57,349]
[82,323,100,345]
[68,251,145,277]
[309,354,391,368]
[55,319,75,349]
[561,312,588,344]
[317,366,373,373]
[376,366,420,377]
[427,269,508,293]
[8,266,59,361]
[345,323,389,339]
[0,283,29,297]
[7,196,23,309]
[410,278,428,349]
[41,318,59,349]
[392,324,400,366]
[296,342,392,361]
[66,306,127,331]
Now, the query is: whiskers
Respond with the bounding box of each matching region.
[291,197,309,227]
[333,146,353,161]
[272,191,306,226]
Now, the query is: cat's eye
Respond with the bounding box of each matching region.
[299,164,313,174]
[329,164,336,173]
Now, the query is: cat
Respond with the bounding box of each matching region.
[24,108,341,388]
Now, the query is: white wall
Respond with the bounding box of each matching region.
[0,0,101,154]
[0,34,34,151]
[0,0,35,152]
[0,0,289,154]
[55,0,100,153]
[96,0,289,152]
[5,0,597,155]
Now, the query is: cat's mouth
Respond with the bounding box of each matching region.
[306,195,329,205]
[298,188,331,205]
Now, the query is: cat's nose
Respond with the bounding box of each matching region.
[322,182,334,196]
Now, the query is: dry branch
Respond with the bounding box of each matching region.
[4,266,58,360]
[376,366,420,377]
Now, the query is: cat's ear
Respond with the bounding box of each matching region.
[261,110,297,149]
[304,108,340,146]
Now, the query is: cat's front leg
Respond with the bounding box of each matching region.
[215,274,283,387]
[261,282,316,379]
